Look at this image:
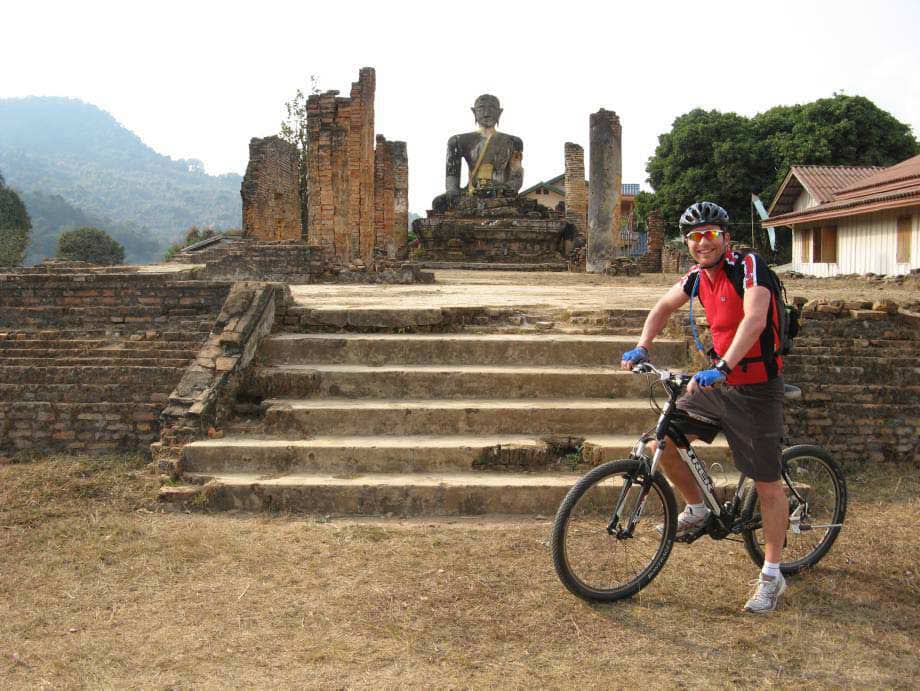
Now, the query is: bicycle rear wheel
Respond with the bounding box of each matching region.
[742,445,847,575]
[551,459,677,602]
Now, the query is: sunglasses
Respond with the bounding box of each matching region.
[685,229,725,243]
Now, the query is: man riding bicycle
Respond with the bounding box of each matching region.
[620,201,788,613]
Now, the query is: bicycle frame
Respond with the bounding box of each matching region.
[617,362,753,537]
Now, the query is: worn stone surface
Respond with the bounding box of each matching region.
[171,237,323,283]
[564,142,588,244]
[241,136,302,241]
[414,195,567,264]
[0,265,230,454]
[374,136,409,259]
[587,109,622,273]
[637,211,664,273]
[306,68,376,263]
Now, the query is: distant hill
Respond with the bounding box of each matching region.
[0,96,242,263]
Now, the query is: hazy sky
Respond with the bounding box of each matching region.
[3,0,919,214]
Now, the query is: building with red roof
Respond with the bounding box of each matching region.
[767,155,920,275]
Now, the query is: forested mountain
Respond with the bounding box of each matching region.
[0,96,242,263]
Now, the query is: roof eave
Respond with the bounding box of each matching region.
[769,195,920,227]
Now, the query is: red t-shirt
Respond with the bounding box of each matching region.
[681,250,782,385]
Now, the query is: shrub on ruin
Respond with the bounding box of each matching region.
[56,226,125,265]
[0,172,32,267]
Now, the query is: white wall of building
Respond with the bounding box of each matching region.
[791,208,920,276]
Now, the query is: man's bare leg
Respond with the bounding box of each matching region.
[647,435,703,505]
[754,479,787,563]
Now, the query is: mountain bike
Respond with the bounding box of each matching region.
[551,362,847,602]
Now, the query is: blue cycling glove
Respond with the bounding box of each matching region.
[692,368,726,388]
[621,346,649,365]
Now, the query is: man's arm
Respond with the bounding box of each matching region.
[620,281,689,369]
[718,285,771,370]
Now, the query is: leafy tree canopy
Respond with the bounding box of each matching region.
[56,226,125,265]
[643,94,919,240]
[0,170,32,267]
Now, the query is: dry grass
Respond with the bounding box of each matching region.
[1,456,918,689]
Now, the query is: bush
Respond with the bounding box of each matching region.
[56,226,125,265]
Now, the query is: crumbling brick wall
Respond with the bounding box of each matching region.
[564,143,587,239]
[171,239,325,282]
[0,267,230,455]
[374,136,409,259]
[306,68,376,263]
[637,211,664,273]
[241,136,302,241]
[783,302,919,465]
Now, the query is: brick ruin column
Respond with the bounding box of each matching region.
[305,67,376,264]
[638,210,664,272]
[564,142,587,240]
[350,68,376,264]
[587,109,622,273]
[240,136,302,241]
[374,135,394,257]
[374,136,409,259]
[391,140,408,260]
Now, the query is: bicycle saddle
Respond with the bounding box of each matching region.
[784,384,802,400]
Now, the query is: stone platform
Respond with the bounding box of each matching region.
[413,196,570,264]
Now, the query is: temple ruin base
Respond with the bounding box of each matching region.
[412,196,569,266]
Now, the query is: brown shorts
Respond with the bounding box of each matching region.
[671,377,785,482]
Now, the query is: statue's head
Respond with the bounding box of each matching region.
[472,94,502,128]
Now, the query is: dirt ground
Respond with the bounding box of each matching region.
[289,270,920,312]
[1,456,917,689]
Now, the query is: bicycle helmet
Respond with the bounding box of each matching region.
[679,201,730,234]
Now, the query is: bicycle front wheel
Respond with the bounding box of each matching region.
[551,459,677,602]
[742,445,847,575]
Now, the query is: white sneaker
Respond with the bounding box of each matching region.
[658,505,710,537]
[744,573,787,613]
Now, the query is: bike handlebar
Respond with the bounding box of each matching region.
[631,362,693,392]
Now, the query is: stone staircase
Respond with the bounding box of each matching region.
[0,326,211,454]
[164,308,734,516]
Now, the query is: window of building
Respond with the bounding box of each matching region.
[799,229,811,262]
[897,216,912,263]
[821,225,838,263]
[811,227,822,262]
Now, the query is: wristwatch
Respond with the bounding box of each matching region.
[715,359,733,375]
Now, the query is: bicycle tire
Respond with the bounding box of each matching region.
[551,459,678,602]
[742,444,847,575]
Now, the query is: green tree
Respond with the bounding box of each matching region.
[643,94,919,244]
[0,171,32,267]
[56,226,125,265]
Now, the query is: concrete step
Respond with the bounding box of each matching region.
[260,333,686,367]
[261,398,659,436]
[182,434,733,474]
[165,469,742,516]
[247,364,667,400]
[281,305,654,335]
